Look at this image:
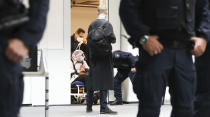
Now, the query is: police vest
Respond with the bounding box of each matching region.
[142,0,195,36]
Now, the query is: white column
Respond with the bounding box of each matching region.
[108,0,121,51]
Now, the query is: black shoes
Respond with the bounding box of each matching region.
[100,107,117,114]
[86,107,92,112]
[110,100,123,105]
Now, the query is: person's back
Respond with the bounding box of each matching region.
[112,50,137,70]
[87,17,116,91]
[88,18,116,57]
[86,8,117,114]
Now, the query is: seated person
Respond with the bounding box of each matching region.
[71,49,89,87]
[73,64,89,87]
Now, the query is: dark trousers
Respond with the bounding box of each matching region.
[194,46,210,117]
[135,48,196,117]
[86,90,108,109]
[0,48,23,117]
[114,69,135,101]
[17,75,24,115]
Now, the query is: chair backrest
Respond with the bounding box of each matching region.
[71,81,84,86]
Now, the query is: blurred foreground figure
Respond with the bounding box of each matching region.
[194,42,210,117]
[0,0,49,117]
[194,1,210,116]
[119,0,210,117]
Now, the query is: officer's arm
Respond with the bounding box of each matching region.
[195,0,210,42]
[119,0,150,43]
[104,22,116,43]
[13,0,49,47]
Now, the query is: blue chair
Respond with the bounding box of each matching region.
[72,81,85,86]
[71,81,86,104]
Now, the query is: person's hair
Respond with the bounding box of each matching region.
[97,8,107,15]
[76,28,85,34]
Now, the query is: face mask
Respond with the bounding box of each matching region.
[77,37,83,43]
[98,15,107,20]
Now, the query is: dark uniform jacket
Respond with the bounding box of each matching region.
[113,50,136,69]
[87,19,116,90]
[0,0,49,47]
[119,0,210,47]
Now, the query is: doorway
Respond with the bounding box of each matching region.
[70,0,99,104]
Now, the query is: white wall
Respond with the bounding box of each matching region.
[39,0,65,49]
[108,0,121,51]
[120,24,138,102]
[23,0,71,105]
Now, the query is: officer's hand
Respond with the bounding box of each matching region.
[142,35,164,56]
[190,37,207,57]
[131,68,136,73]
[6,38,29,62]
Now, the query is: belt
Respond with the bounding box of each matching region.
[160,40,194,49]
[156,29,194,49]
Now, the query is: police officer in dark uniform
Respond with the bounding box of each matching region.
[110,50,136,105]
[0,0,49,117]
[119,0,210,117]
[194,1,210,116]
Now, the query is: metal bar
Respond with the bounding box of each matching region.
[45,76,49,117]
[22,49,49,117]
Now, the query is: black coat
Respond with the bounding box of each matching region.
[87,19,116,90]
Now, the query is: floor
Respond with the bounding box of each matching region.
[20,104,172,117]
